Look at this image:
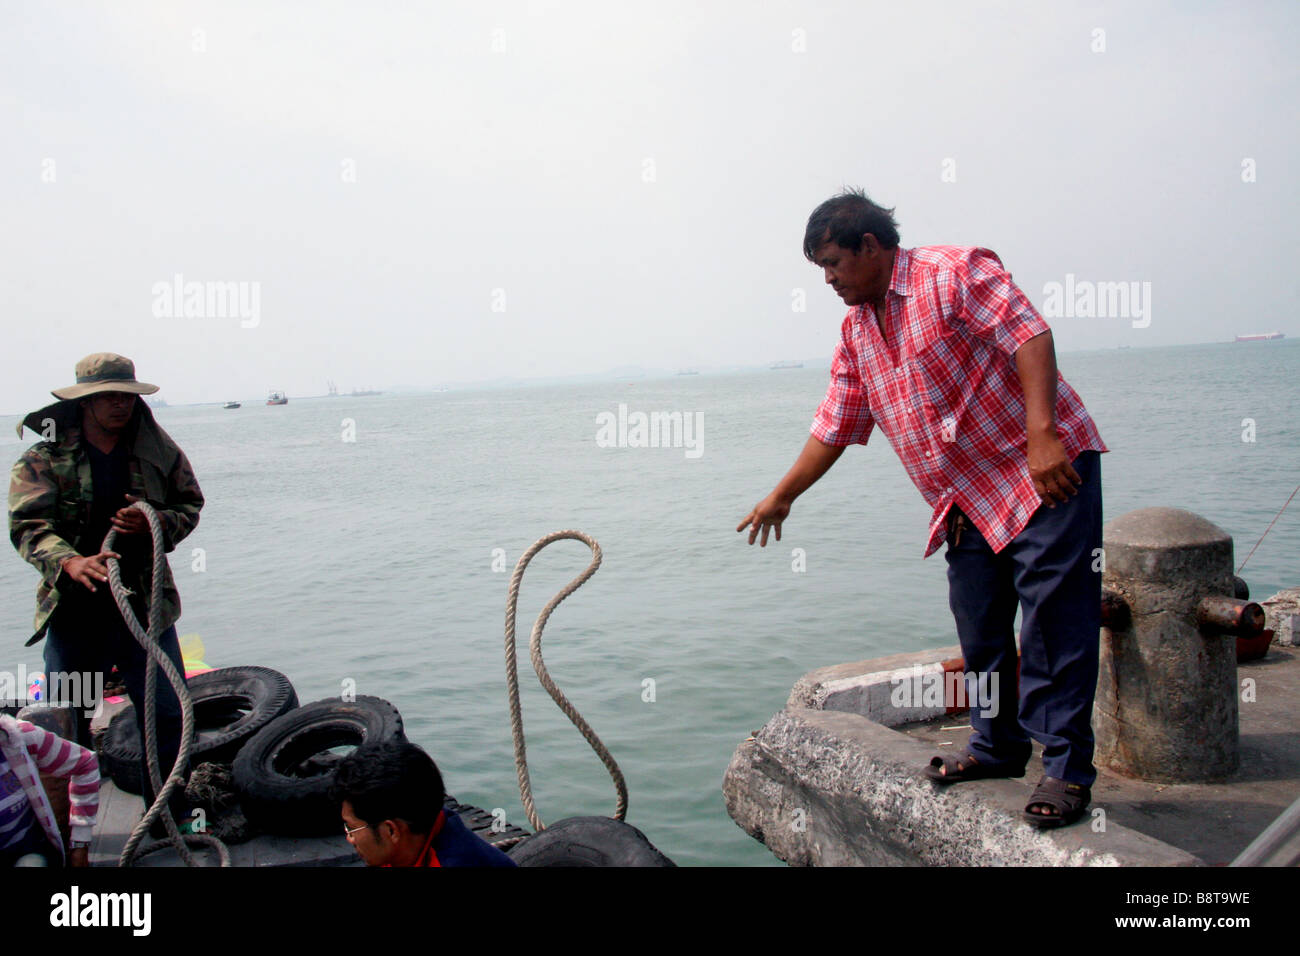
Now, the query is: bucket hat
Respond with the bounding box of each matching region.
[50,353,159,400]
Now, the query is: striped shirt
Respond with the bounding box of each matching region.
[0,761,39,850]
[811,245,1106,556]
[0,714,99,858]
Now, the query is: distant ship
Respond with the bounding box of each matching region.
[769,360,804,370]
[350,387,383,396]
[223,401,241,409]
[267,390,288,406]
[1234,332,1285,342]
[676,369,699,376]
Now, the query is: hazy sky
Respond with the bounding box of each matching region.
[2,1,1296,411]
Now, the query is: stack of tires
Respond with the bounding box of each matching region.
[99,667,676,863]
[232,695,403,835]
[99,666,405,836]
[98,666,299,795]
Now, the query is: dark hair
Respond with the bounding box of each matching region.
[803,187,900,260]
[329,740,446,834]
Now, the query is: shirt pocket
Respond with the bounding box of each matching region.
[907,323,972,422]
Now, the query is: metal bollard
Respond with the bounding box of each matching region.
[1094,507,1247,782]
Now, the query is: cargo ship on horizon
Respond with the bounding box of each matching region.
[1234,332,1285,342]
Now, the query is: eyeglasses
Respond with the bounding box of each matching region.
[343,822,370,838]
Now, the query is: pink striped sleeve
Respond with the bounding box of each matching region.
[811,321,874,447]
[19,720,99,841]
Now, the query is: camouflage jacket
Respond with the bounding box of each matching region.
[8,400,204,646]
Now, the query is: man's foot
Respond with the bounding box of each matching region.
[1024,776,1090,828]
[924,750,1027,784]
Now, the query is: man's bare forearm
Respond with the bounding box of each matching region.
[1014,330,1058,437]
[773,435,846,502]
[1015,329,1082,503]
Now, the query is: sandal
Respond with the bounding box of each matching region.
[924,750,1027,784]
[1024,776,1091,828]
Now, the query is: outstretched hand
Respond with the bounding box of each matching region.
[737,492,792,546]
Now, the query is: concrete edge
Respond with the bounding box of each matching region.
[723,707,1204,867]
[788,645,971,726]
[1262,588,1299,646]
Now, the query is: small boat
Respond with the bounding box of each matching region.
[1234,332,1285,342]
[266,391,288,406]
[223,401,241,409]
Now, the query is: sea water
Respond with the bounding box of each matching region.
[1,340,1296,865]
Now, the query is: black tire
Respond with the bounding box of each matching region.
[99,666,299,794]
[507,816,675,867]
[232,696,404,836]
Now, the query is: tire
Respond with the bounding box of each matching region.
[99,666,299,794]
[232,696,405,836]
[507,816,675,867]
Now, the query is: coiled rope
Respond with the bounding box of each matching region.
[503,530,628,837]
[105,500,230,867]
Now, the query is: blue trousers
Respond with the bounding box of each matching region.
[43,609,188,811]
[944,452,1102,786]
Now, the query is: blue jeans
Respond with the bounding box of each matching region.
[43,608,188,811]
[944,452,1102,786]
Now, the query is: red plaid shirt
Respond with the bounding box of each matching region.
[811,245,1106,557]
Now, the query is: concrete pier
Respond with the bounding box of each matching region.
[726,642,1300,865]
[724,507,1299,866]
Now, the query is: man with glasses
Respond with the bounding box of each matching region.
[331,741,516,867]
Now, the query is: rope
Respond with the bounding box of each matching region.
[503,530,628,834]
[105,501,230,867]
[1237,483,1300,574]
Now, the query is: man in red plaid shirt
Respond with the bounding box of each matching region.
[738,189,1107,828]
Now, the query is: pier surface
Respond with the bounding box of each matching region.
[724,641,1299,866]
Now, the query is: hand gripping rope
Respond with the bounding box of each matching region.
[502,531,629,842]
[104,500,230,866]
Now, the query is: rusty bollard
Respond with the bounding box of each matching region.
[1094,508,1264,782]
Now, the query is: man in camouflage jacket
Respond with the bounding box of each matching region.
[8,353,203,815]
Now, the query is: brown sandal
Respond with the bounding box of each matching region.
[925,750,1027,784]
[1024,776,1091,828]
